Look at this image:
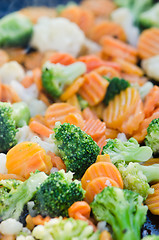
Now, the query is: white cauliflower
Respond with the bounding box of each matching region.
[30,17,85,57]
[0,219,23,235]
[111,8,139,46]
[27,99,47,117]
[142,55,159,81]
[31,135,56,153]
[0,61,25,84]
[0,153,7,174]
[16,126,36,144]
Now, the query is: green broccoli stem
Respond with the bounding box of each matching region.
[138,164,159,183]
[62,62,86,84]
[122,146,152,163]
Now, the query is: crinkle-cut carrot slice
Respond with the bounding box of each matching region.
[96,135,107,152]
[1,83,21,103]
[114,58,144,77]
[60,77,85,101]
[6,142,52,179]
[78,55,120,73]
[65,112,84,129]
[96,154,111,163]
[142,158,159,166]
[133,108,159,143]
[49,52,76,65]
[138,28,159,59]
[30,114,45,125]
[60,5,95,35]
[66,94,81,111]
[103,87,140,130]
[89,21,126,43]
[145,183,159,215]
[32,68,42,92]
[95,65,120,79]
[47,152,66,171]
[23,51,44,70]
[85,176,119,204]
[90,103,105,120]
[0,173,25,181]
[143,86,159,118]
[82,119,106,141]
[39,92,50,107]
[121,73,147,86]
[81,0,116,18]
[45,103,81,129]
[68,201,91,219]
[101,36,138,64]
[120,99,145,135]
[29,120,54,138]
[0,49,9,66]
[105,128,119,139]
[78,71,109,106]
[82,107,98,120]
[21,75,34,88]
[81,162,123,190]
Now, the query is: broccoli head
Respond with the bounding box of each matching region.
[145,118,159,155]
[77,94,89,110]
[139,3,159,28]
[33,170,85,218]
[0,171,47,220]
[91,186,148,240]
[102,137,152,164]
[53,122,100,178]
[103,77,130,106]
[0,179,22,195]
[32,217,100,240]
[42,61,86,98]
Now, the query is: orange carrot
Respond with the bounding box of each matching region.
[6,142,52,179]
[142,158,159,166]
[96,154,111,163]
[47,152,66,171]
[138,28,159,59]
[45,103,81,129]
[29,114,45,125]
[85,176,119,203]
[95,65,120,78]
[100,230,113,240]
[121,73,147,86]
[90,103,105,120]
[0,49,9,66]
[32,68,42,92]
[26,214,51,231]
[105,128,119,139]
[60,77,85,101]
[78,71,109,106]
[39,92,50,106]
[82,119,106,141]
[82,107,98,120]
[143,86,159,118]
[0,235,15,240]
[101,36,138,64]
[65,112,84,129]
[49,52,76,65]
[81,162,123,190]
[23,51,44,70]
[66,94,81,110]
[29,120,54,138]
[21,75,34,88]
[145,183,159,215]
[96,134,107,151]
[89,21,126,43]
[5,47,25,64]
[0,173,25,181]
[1,83,21,103]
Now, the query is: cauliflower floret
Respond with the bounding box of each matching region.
[16,126,36,144]
[31,135,56,153]
[111,8,139,46]
[0,153,7,174]
[0,61,25,84]
[27,99,47,117]
[30,17,85,57]
[0,219,23,235]
[142,55,159,81]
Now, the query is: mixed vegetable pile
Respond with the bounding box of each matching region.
[1,0,159,239]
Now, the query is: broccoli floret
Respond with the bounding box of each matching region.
[32,217,100,240]
[91,186,148,240]
[142,236,159,240]
[0,102,17,152]
[53,123,100,178]
[117,162,155,199]
[33,170,85,218]
[102,137,152,164]
[12,102,30,128]
[103,77,130,106]
[0,179,22,195]
[0,172,47,220]
[139,3,159,28]
[42,61,86,98]
[0,13,33,47]
[77,95,89,110]
[145,118,159,155]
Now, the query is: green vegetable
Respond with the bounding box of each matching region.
[91,186,148,240]
[33,170,85,218]
[145,118,159,155]
[103,77,130,106]
[12,102,30,128]
[0,102,17,153]
[142,236,159,240]
[42,62,86,98]
[53,122,100,179]
[0,172,47,220]
[0,179,22,195]
[77,95,89,110]
[102,137,152,164]
[0,13,33,47]
[32,217,100,240]
[117,162,156,199]
[139,3,159,28]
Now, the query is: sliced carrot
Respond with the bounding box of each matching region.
[1,83,21,103]
[100,230,113,240]
[90,103,105,120]
[101,36,138,64]
[66,94,81,111]
[49,52,76,65]
[96,134,107,151]
[39,92,50,106]
[21,75,34,88]
[29,120,54,138]
[82,119,106,141]
[121,73,147,86]
[47,152,66,171]
[65,112,84,129]
[6,142,52,179]
[145,183,159,215]
[0,173,25,181]
[5,47,25,64]
[0,49,9,66]
[96,154,111,163]
[85,176,119,203]
[60,77,85,101]
[68,201,91,219]
[89,21,126,43]
[0,235,15,240]
[45,103,81,129]
[26,214,51,231]
[105,128,119,139]
[78,71,109,106]
[81,162,123,190]
[143,86,159,118]
[32,68,42,92]
[23,51,44,70]
[138,28,159,59]
[82,107,98,120]
[142,158,159,166]
[94,65,120,79]
[29,115,45,125]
